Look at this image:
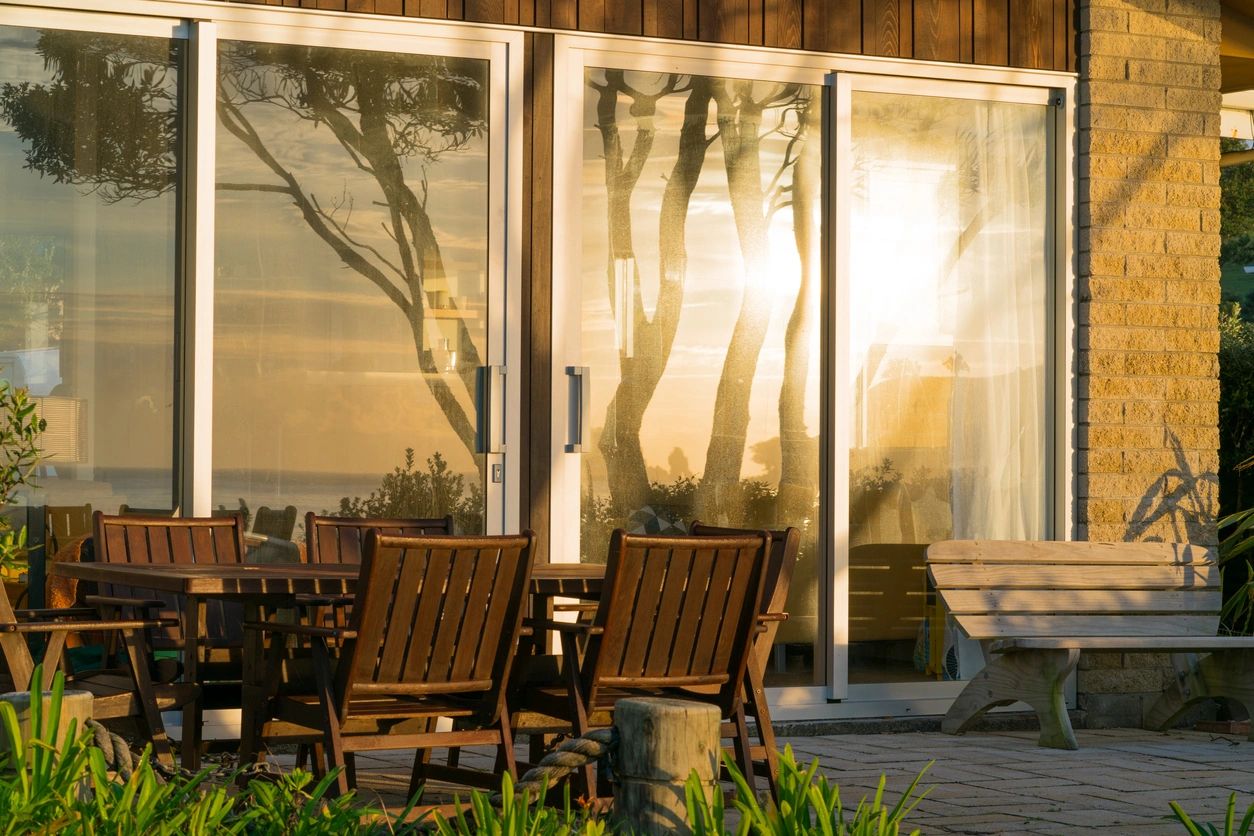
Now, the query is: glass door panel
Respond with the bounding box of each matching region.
[572,68,824,686]
[213,39,491,542]
[846,90,1051,685]
[0,23,181,586]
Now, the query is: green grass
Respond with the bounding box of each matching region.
[1222,261,1254,302]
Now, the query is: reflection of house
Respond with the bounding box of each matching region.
[0,0,1250,729]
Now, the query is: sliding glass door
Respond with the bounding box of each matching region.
[0,4,522,578]
[841,79,1055,692]
[212,35,498,536]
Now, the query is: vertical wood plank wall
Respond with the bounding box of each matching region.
[217,0,1075,558]
[224,0,1075,73]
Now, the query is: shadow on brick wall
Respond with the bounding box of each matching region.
[1125,431,1219,545]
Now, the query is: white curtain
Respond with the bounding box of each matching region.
[947,100,1049,542]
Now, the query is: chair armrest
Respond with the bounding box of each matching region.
[294,594,354,607]
[525,617,603,635]
[12,607,99,619]
[757,611,788,623]
[552,602,598,614]
[243,621,357,640]
[2,618,178,633]
[84,595,166,610]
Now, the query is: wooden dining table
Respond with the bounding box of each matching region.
[50,559,605,768]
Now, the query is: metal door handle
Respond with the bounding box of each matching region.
[475,365,505,454]
[565,366,589,453]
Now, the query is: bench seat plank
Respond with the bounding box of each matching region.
[927,540,1215,565]
[930,564,1217,590]
[990,636,1254,653]
[942,589,1221,614]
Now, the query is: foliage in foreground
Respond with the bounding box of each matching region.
[0,379,44,573]
[687,748,930,836]
[0,666,424,835]
[0,666,927,834]
[1171,792,1254,836]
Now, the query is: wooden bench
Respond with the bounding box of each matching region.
[927,540,1254,749]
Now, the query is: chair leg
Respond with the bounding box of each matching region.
[120,626,176,768]
[494,706,518,778]
[746,665,781,802]
[310,638,349,795]
[730,704,758,799]
[561,632,597,802]
[408,748,432,800]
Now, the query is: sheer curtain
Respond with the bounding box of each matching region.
[948,100,1049,542]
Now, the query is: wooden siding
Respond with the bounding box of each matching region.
[222,0,1075,71]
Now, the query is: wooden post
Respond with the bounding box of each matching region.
[613,697,720,835]
[0,689,93,757]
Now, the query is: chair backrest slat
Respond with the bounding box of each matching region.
[304,513,454,564]
[586,530,768,713]
[93,513,247,645]
[340,532,534,722]
[690,522,801,679]
[45,504,92,556]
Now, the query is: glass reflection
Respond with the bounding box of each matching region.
[0,26,181,537]
[847,92,1049,684]
[213,41,490,541]
[578,69,823,686]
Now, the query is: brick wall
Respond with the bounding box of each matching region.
[1076,0,1223,726]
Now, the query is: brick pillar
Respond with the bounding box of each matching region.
[1075,0,1223,727]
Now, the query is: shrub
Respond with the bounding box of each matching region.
[0,380,44,574]
[336,448,484,535]
[686,748,930,836]
[1170,792,1254,836]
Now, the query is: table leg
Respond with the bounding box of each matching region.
[239,599,263,767]
[181,595,204,770]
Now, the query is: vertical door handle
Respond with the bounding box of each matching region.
[475,365,505,454]
[565,366,590,453]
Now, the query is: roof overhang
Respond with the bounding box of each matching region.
[1224,0,1254,93]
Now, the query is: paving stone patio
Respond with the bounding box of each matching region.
[272,728,1254,834]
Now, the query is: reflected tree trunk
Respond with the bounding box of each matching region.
[778,95,820,521]
[696,82,799,521]
[594,73,711,515]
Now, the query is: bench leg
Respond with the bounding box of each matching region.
[943,648,1080,750]
[1145,650,1254,739]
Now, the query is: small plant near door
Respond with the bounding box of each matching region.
[0,380,44,576]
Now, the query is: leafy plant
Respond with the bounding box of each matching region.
[336,448,484,535]
[431,773,606,836]
[1220,455,1254,634]
[0,379,45,573]
[686,747,930,836]
[1170,792,1254,836]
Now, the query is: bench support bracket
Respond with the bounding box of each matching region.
[942,647,1080,749]
[1145,650,1254,739]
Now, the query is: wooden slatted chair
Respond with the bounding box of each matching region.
[241,531,536,801]
[92,513,249,760]
[0,591,196,766]
[45,504,93,557]
[520,529,772,801]
[690,521,799,785]
[252,506,298,541]
[303,513,454,564]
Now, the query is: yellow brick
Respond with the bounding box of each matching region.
[1080,31,1164,61]
[1166,378,1220,401]
[1081,7,1129,33]
[1080,399,1127,424]
[1082,498,1128,525]
[1085,350,1127,374]
[1164,328,1219,352]
[1123,352,1171,374]
[1171,425,1220,449]
[1086,154,1129,179]
[1201,209,1221,233]
[1163,184,1213,209]
[1087,301,1128,326]
[1165,230,1220,256]
[1164,352,1219,376]
[1089,376,1169,400]
[1088,325,1166,351]
[1149,159,1205,184]
[1118,206,1200,232]
[1082,254,1129,277]
[1089,277,1164,302]
[1165,401,1218,425]
[1124,400,1167,425]
[1165,86,1222,112]
[1087,228,1167,253]
[1088,131,1167,157]
[1128,60,1205,87]
[1168,135,1220,161]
